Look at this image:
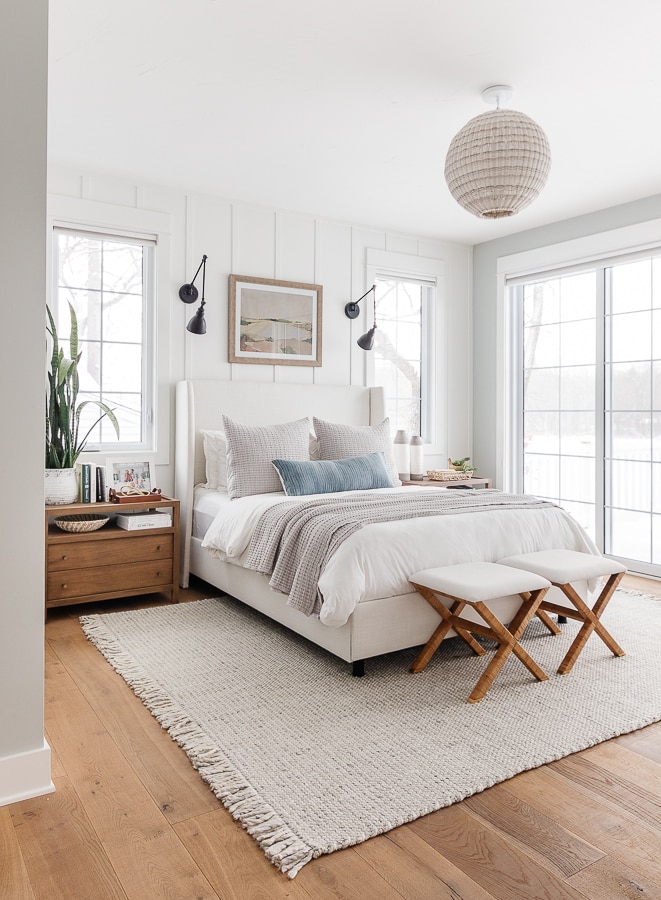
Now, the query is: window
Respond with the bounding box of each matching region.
[512,250,661,576]
[52,227,155,451]
[373,277,433,440]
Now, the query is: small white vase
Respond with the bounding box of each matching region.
[409,435,424,480]
[393,429,410,481]
[45,468,79,505]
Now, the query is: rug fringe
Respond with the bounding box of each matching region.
[80,615,313,878]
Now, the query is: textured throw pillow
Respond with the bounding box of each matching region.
[272,452,393,496]
[201,429,228,490]
[312,417,400,486]
[222,415,311,499]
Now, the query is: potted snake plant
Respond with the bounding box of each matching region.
[45,302,120,504]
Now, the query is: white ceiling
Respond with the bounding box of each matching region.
[48,0,661,245]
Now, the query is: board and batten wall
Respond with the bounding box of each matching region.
[48,166,474,492]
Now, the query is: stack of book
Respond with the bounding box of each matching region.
[76,463,106,502]
[115,509,172,530]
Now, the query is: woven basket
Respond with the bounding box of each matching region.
[53,513,110,533]
[426,469,472,482]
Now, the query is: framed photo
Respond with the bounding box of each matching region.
[106,459,155,495]
[229,274,322,366]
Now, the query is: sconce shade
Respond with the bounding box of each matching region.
[444,108,551,218]
[186,305,207,334]
[357,325,376,350]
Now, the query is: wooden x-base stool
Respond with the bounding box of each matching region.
[409,562,552,703]
[498,549,627,674]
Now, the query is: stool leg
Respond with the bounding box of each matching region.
[467,589,549,703]
[557,573,625,675]
[411,587,485,674]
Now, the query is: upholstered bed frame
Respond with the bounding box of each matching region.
[174,379,440,671]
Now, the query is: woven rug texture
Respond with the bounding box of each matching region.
[81,590,661,877]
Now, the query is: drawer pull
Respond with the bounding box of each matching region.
[61,583,68,589]
[156,545,161,551]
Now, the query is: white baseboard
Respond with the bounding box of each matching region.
[0,740,55,806]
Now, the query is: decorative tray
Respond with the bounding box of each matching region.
[426,469,473,482]
[109,489,163,504]
[53,513,110,533]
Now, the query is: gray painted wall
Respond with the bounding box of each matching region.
[472,194,661,483]
[0,1,49,798]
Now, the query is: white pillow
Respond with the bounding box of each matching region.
[201,429,227,490]
[312,417,400,486]
[222,415,311,499]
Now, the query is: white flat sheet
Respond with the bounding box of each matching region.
[201,487,598,627]
[192,485,234,540]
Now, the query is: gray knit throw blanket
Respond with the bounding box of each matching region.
[243,490,553,615]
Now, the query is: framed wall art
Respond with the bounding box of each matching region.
[229,274,322,366]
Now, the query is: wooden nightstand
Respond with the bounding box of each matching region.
[45,496,180,616]
[401,476,493,489]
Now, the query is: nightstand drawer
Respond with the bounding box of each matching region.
[48,558,175,602]
[48,533,174,571]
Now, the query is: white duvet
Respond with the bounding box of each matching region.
[201,486,598,627]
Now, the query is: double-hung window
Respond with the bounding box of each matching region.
[52,227,156,451]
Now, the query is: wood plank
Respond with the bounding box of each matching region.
[567,855,661,899]
[174,809,313,899]
[505,767,661,886]
[0,805,35,900]
[408,804,588,899]
[615,721,661,764]
[464,784,604,877]
[356,827,497,899]
[43,634,219,900]
[48,625,223,825]
[10,776,126,900]
[550,747,661,833]
[296,844,407,900]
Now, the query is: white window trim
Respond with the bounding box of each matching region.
[47,195,173,465]
[496,216,661,492]
[365,249,445,454]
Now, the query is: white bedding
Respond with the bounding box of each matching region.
[200,486,598,628]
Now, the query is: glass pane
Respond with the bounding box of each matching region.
[102,343,142,392]
[652,464,661,514]
[652,514,661,563]
[524,411,559,455]
[57,233,102,291]
[560,320,595,366]
[560,366,594,410]
[609,361,651,410]
[560,456,594,503]
[77,340,102,391]
[524,324,559,368]
[560,500,596,543]
[57,289,102,341]
[559,272,596,321]
[610,311,652,362]
[654,258,661,308]
[608,509,651,561]
[523,368,559,410]
[102,392,141,444]
[102,242,143,294]
[653,413,661,462]
[607,411,651,460]
[524,454,559,498]
[104,293,143,343]
[523,280,559,325]
[560,411,596,457]
[610,259,652,314]
[610,460,651,512]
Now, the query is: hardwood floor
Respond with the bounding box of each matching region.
[3,575,661,899]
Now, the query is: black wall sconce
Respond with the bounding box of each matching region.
[179,254,208,334]
[344,284,376,350]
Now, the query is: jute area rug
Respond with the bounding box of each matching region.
[81,590,661,878]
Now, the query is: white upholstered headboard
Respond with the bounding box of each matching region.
[174,380,386,585]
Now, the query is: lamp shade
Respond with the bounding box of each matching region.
[444,108,551,218]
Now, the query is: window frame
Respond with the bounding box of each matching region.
[47,195,173,464]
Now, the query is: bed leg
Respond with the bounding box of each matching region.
[352,659,365,678]
[558,615,567,624]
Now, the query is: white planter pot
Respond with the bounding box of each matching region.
[45,468,78,505]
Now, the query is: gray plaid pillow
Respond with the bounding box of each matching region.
[223,415,311,499]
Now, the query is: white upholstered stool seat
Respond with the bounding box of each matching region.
[409,561,551,703]
[497,549,627,675]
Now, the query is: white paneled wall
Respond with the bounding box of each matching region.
[48,166,473,491]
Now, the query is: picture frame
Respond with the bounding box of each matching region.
[229,274,322,366]
[105,459,155,496]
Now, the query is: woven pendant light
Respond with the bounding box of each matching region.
[444,85,551,219]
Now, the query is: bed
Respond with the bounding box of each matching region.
[175,380,597,674]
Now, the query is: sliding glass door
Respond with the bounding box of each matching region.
[516,253,661,575]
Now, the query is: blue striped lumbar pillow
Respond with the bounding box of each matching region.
[272,451,395,496]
